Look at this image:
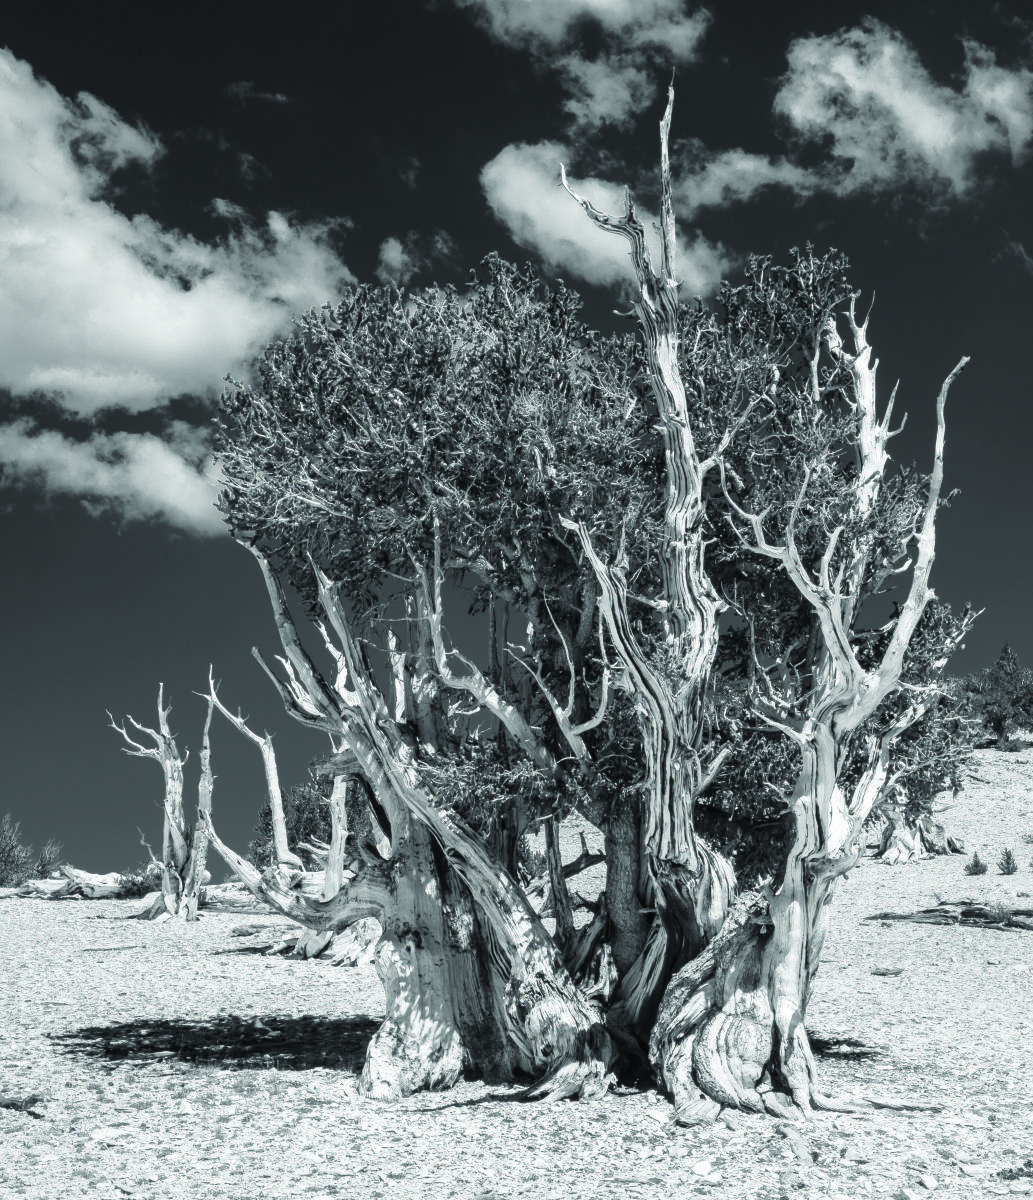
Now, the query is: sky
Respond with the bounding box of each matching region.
[1,1,1032,871]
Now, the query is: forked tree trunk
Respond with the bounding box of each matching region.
[651,735,894,1121]
[655,289,970,1118]
[110,687,214,921]
[561,88,735,1041]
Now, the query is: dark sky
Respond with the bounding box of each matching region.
[1,1,1031,870]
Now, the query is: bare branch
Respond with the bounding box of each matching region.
[875,358,969,689]
[570,609,612,739]
[241,542,343,732]
[206,667,303,871]
[415,520,565,781]
[202,811,389,931]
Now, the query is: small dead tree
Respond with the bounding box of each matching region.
[206,667,338,956]
[108,684,214,920]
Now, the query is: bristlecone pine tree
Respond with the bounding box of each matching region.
[109,685,214,920]
[203,88,969,1118]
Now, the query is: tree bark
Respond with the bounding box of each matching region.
[561,87,735,1041]
[205,545,613,1100]
[677,297,971,1116]
[109,686,213,921]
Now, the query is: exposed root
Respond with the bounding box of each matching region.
[673,1092,722,1126]
[808,1088,865,1113]
[691,1012,769,1113]
[512,974,614,1101]
[759,1089,798,1120]
[518,1054,613,1101]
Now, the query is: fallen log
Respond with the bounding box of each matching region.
[866,899,1033,931]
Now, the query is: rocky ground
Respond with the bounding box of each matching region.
[2,742,1033,1199]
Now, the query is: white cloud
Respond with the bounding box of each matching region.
[675,149,819,218]
[481,141,730,294]
[376,236,419,286]
[376,230,458,286]
[0,420,224,535]
[452,0,709,129]
[775,20,1033,195]
[0,48,354,417]
[672,21,1033,216]
[452,0,708,53]
[558,54,655,131]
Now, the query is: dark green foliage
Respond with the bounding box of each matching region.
[964,851,988,876]
[219,256,661,864]
[217,256,658,622]
[116,867,159,898]
[998,848,1018,875]
[695,678,797,887]
[860,601,978,829]
[422,737,589,882]
[0,813,62,888]
[961,643,1033,747]
[247,765,335,871]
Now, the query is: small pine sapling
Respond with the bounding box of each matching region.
[964,851,988,876]
[998,848,1018,875]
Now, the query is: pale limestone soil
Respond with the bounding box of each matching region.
[1,749,1032,1200]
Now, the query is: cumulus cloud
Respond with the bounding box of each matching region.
[376,237,417,286]
[0,420,224,536]
[451,0,709,129]
[375,230,458,286]
[0,48,355,536]
[676,149,820,218]
[557,54,656,131]
[675,21,1033,215]
[776,20,1033,195]
[481,141,730,295]
[0,49,354,417]
[452,0,708,53]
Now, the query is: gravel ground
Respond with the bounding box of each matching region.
[2,745,1033,1199]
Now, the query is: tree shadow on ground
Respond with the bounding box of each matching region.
[48,1014,380,1072]
[807,1033,882,1063]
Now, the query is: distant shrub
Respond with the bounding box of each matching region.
[998,849,1018,875]
[961,643,1033,747]
[0,813,61,888]
[247,758,379,871]
[964,851,988,876]
[116,872,156,899]
[33,838,63,879]
[517,836,548,882]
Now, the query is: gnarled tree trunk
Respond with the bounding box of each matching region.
[653,283,971,1119]
[561,88,735,1045]
[109,687,214,921]
[205,547,613,1099]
